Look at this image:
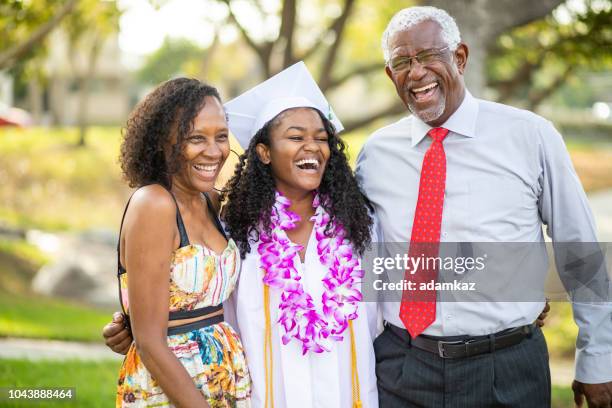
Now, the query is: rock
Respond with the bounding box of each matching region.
[31,229,119,309]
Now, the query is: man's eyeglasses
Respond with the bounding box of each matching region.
[387,46,450,73]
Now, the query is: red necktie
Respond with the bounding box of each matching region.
[399,127,449,338]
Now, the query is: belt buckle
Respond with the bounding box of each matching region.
[437,340,464,358]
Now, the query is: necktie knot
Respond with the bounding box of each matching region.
[428,127,449,143]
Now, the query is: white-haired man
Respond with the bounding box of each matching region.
[356,6,612,408]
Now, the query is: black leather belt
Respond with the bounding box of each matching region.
[387,322,535,359]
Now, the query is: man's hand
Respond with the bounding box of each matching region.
[536,300,550,327]
[573,380,612,407]
[102,312,133,355]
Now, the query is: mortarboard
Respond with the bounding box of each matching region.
[224,61,344,149]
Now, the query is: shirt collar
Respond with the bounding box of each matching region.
[410,90,479,147]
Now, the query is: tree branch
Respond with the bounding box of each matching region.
[219,0,273,76]
[0,0,79,70]
[423,0,563,49]
[342,100,406,133]
[278,0,297,67]
[527,65,573,110]
[319,0,356,91]
[298,0,354,64]
[325,62,382,91]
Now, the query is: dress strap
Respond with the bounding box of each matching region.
[168,192,190,248]
[117,193,136,275]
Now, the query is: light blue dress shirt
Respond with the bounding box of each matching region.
[355,90,612,383]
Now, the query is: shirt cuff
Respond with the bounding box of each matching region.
[575,350,612,384]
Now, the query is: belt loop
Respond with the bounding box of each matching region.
[525,323,533,338]
[489,334,495,353]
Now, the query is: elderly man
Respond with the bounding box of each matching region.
[356,6,612,408]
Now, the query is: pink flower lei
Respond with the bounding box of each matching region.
[257,191,364,354]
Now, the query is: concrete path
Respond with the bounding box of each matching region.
[0,337,575,385]
[0,337,123,362]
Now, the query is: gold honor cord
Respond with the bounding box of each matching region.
[349,320,362,408]
[263,284,275,408]
[264,284,362,408]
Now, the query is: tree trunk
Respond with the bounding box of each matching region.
[28,78,43,125]
[423,0,563,96]
[77,38,101,147]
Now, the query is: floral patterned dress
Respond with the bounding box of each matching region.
[116,193,251,407]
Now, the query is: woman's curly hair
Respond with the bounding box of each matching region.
[222,108,373,258]
[120,77,222,188]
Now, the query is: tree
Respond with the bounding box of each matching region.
[215,0,575,133]
[63,0,121,146]
[425,0,565,94]
[487,1,612,110]
[0,0,79,70]
[136,38,206,86]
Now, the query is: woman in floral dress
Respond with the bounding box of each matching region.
[115,78,251,407]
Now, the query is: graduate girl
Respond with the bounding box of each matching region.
[222,62,378,408]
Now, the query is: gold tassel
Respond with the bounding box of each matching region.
[349,320,362,408]
[264,284,275,408]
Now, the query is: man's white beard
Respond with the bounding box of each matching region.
[408,94,446,123]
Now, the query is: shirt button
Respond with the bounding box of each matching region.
[442,232,448,238]
[446,315,453,320]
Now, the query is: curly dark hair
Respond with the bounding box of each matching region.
[222,108,373,258]
[120,77,222,188]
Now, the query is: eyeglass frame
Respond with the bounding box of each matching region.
[386,46,451,73]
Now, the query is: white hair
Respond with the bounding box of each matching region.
[381,6,461,62]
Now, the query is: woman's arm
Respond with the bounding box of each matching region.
[124,186,209,408]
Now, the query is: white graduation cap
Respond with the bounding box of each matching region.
[224,61,344,149]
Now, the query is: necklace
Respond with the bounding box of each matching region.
[258,191,363,354]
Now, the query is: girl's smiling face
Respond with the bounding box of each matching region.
[256,107,331,197]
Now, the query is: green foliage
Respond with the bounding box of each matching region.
[136,37,205,86]
[0,240,43,295]
[0,0,60,61]
[0,126,129,231]
[488,0,612,109]
[0,359,120,407]
[543,302,579,359]
[0,240,49,270]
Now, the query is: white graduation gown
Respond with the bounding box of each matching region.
[230,227,379,408]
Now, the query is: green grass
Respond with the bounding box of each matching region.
[552,385,574,408]
[0,358,121,407]
[0,289,112,342]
